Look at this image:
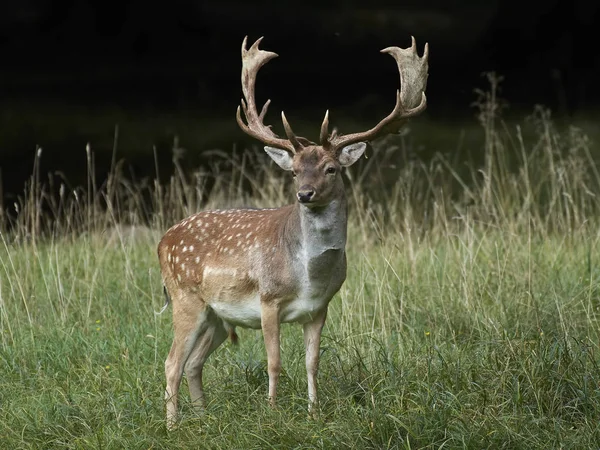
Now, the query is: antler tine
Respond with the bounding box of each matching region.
[281,112,301,153]
[319,110,330,147]
[236,36,300,153]
[328,36,429,152]
[259,99,271,121]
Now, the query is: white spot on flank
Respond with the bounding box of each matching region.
[183,246,188,252]
[189,245,194,251]
[175,256,180,263]
[195,256,200,263]
[203,266,238,278]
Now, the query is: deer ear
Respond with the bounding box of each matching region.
[338,142,367,167]
[264,146,294,171]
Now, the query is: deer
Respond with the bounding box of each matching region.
[157,35,428,429]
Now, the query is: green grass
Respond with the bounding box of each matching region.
[2,86,600,448]
[3,223,600,448]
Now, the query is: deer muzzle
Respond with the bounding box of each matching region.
[297,185,315,203]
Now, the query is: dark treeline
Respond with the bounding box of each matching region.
[1,0,598,112]
[0,0,599,207]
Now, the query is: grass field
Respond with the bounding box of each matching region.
[2,92,600,448]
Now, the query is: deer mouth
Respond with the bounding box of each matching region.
[297,194,314,204]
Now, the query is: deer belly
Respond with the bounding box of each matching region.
[209,295,262,329]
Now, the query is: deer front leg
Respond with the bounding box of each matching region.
[303,308,327,416]
[261,301,281,407]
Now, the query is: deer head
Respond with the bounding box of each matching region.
[236,36,429,208]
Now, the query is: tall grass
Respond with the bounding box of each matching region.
[2,82,600,448]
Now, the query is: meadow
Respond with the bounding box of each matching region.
[2,87,600,448]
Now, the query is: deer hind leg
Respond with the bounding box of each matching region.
[184,309,229,412]
[164,299,210,430]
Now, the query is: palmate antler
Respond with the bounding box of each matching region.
[236,37,302,154]
[236,36,429,154]
[323,37,429,152]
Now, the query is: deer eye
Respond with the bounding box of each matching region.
[326,167,336,175]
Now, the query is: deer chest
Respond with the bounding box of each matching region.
[279,248,346,324]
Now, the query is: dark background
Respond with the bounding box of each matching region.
[0,0,599,202]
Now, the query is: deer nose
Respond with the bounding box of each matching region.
[297,185,315,203]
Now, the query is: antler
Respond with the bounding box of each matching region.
[323,36,429,152]
[236,37,302,153]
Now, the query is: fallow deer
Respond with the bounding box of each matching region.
[158,35,428,428]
